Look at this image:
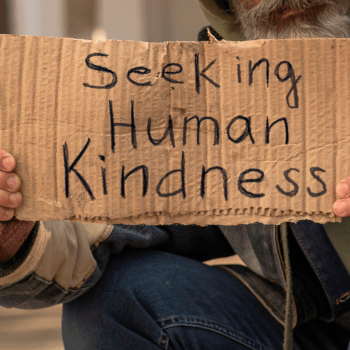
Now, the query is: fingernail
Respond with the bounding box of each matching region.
[7,176,18,190]
[2,157,13,171]
[10,193,20,205]
[337,182,349,197]
[334,201,347,216]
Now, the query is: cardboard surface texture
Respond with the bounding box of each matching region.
[0,34,346,225]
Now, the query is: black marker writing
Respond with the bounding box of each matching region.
[274,61,302,109]
[99,155,108,195]
[195,53,220,94]
[156,152,186,198]
[238,169,265,198]
[127,66,152,86]
[162,63,184,84]
[307,167,327,197]
[121,165,149,198]
[227,116,255,144]
[83,53,117,89]
[183,115,219,146]
[63,138,95,200]
[148,115,175,148]
[110,100,137,152]
[201,166,228,201]
[276,168,300,197]
[266,117,289,145]
[236,56,241,84]
[249,58,269,87]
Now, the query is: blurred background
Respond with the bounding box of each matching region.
[0,0,208,349]
[3,0,208,41]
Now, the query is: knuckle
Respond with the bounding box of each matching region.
[0,190,22,208]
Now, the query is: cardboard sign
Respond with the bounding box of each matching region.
[0,34,346,225]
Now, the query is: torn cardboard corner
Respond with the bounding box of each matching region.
[0,34,347,225]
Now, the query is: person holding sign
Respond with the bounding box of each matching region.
[1,0,350,350]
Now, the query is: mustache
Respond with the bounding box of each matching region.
[234,0,350,22]
[234,0,350,40]
[270,3,328,29]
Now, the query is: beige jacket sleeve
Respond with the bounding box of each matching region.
[0,220,113,308]
[0,221,227,309]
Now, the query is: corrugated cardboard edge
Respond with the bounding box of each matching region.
[0,35,343,225]
[69,211,340,226]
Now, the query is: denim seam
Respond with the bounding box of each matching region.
[157,316,270,350]
[291,225,333,306]
[220,265,285,320]
[76,264,97,289]
[245,277,286,320]
[157,330,169,350]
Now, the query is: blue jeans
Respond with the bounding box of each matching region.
[62,250,350,350]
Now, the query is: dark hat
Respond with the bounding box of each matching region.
[213,0,231,11]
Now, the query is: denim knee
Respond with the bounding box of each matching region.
[62,250,287,350]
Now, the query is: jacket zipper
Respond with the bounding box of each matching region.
[275,225,287,275]
[275,224,298,327]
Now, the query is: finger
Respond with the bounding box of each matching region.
[336,177,350,199]
[0,207,14,221]
[0,190,22,208]
[333,198,350,217]
[0,172,21,192]
[0,150,16,172]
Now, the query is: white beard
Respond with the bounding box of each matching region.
[231,0,350,39]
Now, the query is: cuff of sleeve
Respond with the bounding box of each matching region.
[0,220,36,261]
[0,221,40,279]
